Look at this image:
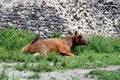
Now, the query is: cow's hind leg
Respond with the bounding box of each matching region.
[58,45,74,56]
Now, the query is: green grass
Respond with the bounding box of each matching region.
[50,31,61,38]
[0,27,120,73]
[86,69,120,80]
[0,27,34,51]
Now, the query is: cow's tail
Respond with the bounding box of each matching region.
[31,33,40,44]
[21,33,40,53]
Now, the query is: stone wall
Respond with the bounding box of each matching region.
[0,0,120,38]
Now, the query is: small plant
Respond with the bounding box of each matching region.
[50,77,56,80]
[68,77,79,80]
[12,74,20,80]
[0,65,9,80]
[27,73,40,79]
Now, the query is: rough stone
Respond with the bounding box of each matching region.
[0,0,120,38]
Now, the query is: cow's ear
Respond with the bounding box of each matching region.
[75,31,78,35]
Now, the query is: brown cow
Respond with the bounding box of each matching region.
[21,31,88,56]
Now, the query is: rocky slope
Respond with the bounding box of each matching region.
[0,0,120,37]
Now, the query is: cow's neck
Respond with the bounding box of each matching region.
[64,36,77,50]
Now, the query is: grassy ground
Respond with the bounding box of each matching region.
[86,69,120,80]
[0,27,120,73]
